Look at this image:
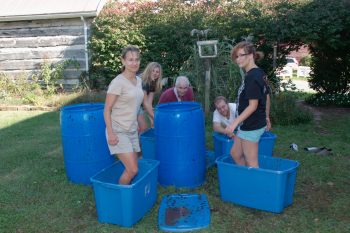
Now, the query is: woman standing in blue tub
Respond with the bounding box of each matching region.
[104,45,153,185]
[226,41,271,168]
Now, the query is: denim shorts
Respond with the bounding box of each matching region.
[237,126,266,143]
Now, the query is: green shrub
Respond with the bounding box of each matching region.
[33,59,80,94]
[88,0,291,89]
[285,0,350,94]
[0,74,42,100]
[305,93,350,107]
[300,55,312,66]
[0,59,80,106]
[270,91,313,125]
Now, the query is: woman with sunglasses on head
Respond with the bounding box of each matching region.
[225,41,271,168]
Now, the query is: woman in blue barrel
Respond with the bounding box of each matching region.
[225,41,271,168]
[137,62,163,133]
[104,45,153,185]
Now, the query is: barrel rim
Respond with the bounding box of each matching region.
[60,102,104,112]
[156,101,201,112]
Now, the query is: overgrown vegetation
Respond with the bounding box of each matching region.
[270,91,313,125]
[0,60,80,106]
[89,0,350,97]
[180,40,242,107]
[89,0,289,89]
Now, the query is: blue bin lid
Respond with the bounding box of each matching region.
[158,193,210,232]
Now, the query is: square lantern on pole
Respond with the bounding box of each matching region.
[196,40,219,58]
[196,40,218,117]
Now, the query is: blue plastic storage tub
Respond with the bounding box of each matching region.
[212,131,277,158]
[158,193,210,232]
[216,155,299,213]
[140,128,156,160]
[258,131,277,156]
[213,132,234,159]
[90,159,159,227]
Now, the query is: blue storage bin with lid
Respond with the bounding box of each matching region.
[158,193,210,232]
[212,131,277,159]
[90,159,159,227]
[216,155,299,213]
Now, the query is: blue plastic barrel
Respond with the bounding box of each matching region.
[154,102,206,188]
[60,103,115,185]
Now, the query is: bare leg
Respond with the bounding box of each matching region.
[117,152,138,185]
[137,114,148,134]
[242,140,259,168]
[231,136,246,166]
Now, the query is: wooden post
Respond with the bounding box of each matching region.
[273,43,277,69]
[204,59,211,116]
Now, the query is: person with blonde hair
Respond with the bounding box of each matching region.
[137,62,163,132]
[225,41,271,168]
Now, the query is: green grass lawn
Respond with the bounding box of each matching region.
[0,108,349,233]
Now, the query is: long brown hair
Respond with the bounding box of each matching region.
[141,62,163,93]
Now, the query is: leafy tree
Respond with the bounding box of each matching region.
[89,0,350,95]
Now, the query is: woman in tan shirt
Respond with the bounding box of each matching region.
[104,45,152,185]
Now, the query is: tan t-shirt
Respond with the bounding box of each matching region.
[107,74,144,131]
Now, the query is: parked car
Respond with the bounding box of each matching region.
[285,57,299,70]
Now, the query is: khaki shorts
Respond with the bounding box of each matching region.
[106,125,140,155]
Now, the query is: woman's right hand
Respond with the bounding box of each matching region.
[107,132,118,145]
[225,123,236,136]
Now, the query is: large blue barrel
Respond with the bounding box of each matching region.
[60,103,115,185]
[155,102,206,188]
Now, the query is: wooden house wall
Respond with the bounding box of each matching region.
[0,17,93,88]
